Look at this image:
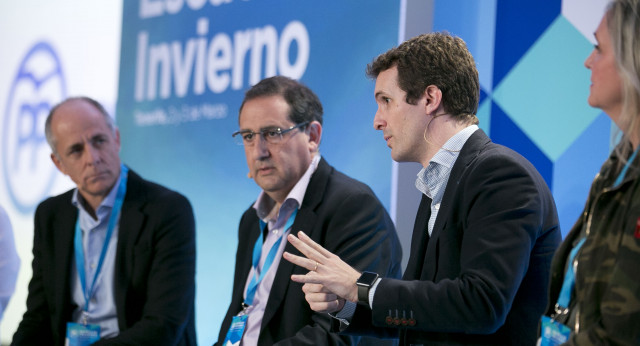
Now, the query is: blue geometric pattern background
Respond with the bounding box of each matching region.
[433,0,611,236]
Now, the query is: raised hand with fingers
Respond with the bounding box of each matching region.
[283,231,361,304]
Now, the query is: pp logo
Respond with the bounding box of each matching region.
[2,42,67,214]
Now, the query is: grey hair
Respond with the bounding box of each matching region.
[45,96,116,155]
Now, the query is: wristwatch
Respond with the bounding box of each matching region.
[356,271,379,306]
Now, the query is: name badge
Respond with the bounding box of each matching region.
[223,314,248,346]
[66,322,100,346]
[540,316,571,346]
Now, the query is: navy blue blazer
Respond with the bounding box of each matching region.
[216,158,402,345]
[12,169,197,346]
[346,129,561,345]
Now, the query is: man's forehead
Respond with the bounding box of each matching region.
[59,129,108,146]
[239,98,292,129]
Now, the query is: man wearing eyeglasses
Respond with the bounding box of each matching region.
[216,76,402,346]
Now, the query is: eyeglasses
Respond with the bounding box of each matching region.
[232,121,309,146]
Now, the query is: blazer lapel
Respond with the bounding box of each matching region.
[261,207,317,328]
[234,213,262,313]
[403,195,431,280]
[113,170,146,326]
[53,194,78,327]
[260,158,328,330]
[422,129,490,280]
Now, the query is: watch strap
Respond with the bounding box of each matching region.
[356,272,379,305]
[357,283,369,303]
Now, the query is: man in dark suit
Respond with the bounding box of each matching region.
[12,96,196,345]
[284,32,562,345]
[216,76,402,345]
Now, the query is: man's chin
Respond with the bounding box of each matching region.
[255,178,284,193]
[255,182,278,193]
[84,178,117,196]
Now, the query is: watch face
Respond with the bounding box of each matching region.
[357,271,379,286]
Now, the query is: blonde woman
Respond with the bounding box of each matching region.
[541,0,640,344]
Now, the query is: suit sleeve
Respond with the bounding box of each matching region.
[275,188,402,345]
[95,191,196,346]
[11,203,55,344]
[367,152,549,334]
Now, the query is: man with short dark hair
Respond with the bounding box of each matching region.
[216,76,402,345]
[284,32,562,345]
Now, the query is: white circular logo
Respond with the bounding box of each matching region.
[2,42,67,214]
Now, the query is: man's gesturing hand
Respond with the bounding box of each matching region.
[283,231,361,304]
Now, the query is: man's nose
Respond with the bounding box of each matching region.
[373,109,386,130]
[85,144,101,165]
[251,135,270,158]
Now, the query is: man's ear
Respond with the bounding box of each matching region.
[307,121,322,153]
[114,128,121,152]
[50,153,67,175]
[424,85,443,115]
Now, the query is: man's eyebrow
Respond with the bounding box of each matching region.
[66,142,84,154]
[91,133,108,140]
[375,89,390,97]
[240,125,283,132]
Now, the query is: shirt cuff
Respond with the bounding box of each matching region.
[329,301,356,329]
[329,277,381,330]
[369,277,381,308]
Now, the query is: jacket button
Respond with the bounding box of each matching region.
[385,316,393,325]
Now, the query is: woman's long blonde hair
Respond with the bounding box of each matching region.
[608,0,640,162]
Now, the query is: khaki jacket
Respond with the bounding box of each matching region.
[545,142,640,345]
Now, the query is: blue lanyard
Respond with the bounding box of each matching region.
[556,237,586,309]
[613,146,639,187]
[74,164,128,312]
[244,208,298,306]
